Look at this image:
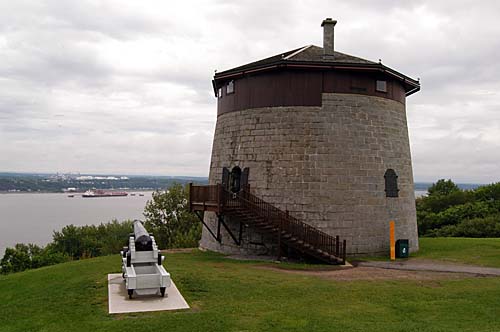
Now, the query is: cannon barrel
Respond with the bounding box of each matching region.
[133,220,153,251]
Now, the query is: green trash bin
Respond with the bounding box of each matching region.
[396,239,409,258]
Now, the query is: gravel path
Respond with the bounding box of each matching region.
[253,265,469,281]
[357,259,500,276]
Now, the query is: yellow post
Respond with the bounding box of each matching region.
[389,221,395,260]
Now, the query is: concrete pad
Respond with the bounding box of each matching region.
[108,274,190,314]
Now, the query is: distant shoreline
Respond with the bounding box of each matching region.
[1,184,483,195]
[0,189,157,195]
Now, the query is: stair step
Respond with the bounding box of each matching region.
[316,248,323,254]
[228,213,251,218]
[216,196,345,265]
[246,219,265,224]
[230,215,263,223]
[259,225,276,231]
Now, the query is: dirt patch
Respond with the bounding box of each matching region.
[253,265,476,281]
[161,248,197,254]
[356,258,500,276]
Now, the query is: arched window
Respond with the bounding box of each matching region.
[230,166,242,193]
[222,166,249,192]
[384,169,399,197]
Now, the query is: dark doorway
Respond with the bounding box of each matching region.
[222,166,249,192]
[230,166,242,193]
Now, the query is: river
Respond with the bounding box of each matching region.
[414,190,428,198]
[0,192,153,257]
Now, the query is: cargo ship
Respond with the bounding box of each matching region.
[82,190,128,198]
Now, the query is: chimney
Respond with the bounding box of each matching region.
[321,18,337,58]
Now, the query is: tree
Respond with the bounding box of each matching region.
[143,183,201,249]
[427,179,461,196]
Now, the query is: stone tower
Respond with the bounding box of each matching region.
[199,19,420,256]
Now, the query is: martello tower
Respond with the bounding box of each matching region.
[197,19,420,257]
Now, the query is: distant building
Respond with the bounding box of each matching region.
[199,19,420,256]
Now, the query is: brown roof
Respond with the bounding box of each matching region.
[287,45,376,64]
[216,45,376,75]
[214,45,420,95]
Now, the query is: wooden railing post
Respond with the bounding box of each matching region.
[336,235,340,257]
[217,183,222,213]
[277,214,282,261]
[342,239,346,265]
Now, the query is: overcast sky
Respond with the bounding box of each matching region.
[0,1,499,183]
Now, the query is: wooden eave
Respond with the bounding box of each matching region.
[212,60,420,97]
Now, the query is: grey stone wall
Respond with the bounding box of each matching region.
[200,92,419,256]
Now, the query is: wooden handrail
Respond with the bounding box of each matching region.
[224,188,345,261]
[188,184,346,262]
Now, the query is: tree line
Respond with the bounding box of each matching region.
[417,179,500,237]
[0,173,207,193]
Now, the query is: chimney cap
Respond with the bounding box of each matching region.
[321,18,337,27]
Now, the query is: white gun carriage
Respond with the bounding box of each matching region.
[121,220,171,299]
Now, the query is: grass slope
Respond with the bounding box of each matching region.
[416,238,500,267]
[357,238,500,268]
[0,245,499,331]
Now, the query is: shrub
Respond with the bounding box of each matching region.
[418,201,496,235]
[416,190,475,214]
[417,179,500,237]
[143,183,201,249]
[452,215,500,237]
[475,182,500,202]
[52,220,132,259]
[0,243,68,274]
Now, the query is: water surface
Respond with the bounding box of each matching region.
[0,192,152,256]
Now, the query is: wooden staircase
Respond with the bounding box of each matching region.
[189,184,346,265]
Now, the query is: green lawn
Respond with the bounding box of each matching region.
[354,238,500,268]
[415,237,500,267]
[1,246,500,332]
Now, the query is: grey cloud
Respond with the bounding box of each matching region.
[1,0,500,181]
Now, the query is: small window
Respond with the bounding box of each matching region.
[376,80,387,92]
[218,87,223,98]
[384,169,399,197]
[226,80,234,94]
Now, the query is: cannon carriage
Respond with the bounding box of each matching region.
[121,220,171,299]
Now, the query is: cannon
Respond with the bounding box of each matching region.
[121,220,171,299]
